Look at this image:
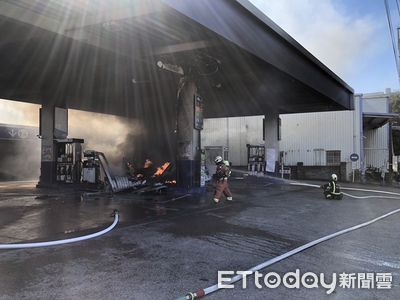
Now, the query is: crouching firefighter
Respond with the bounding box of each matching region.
[212,156,233,204]
[321,174,343,200]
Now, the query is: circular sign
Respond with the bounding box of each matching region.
[350,153,359,162]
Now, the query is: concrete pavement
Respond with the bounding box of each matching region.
[0,176,399,299]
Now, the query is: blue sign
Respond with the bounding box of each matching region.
[350,153,359,162]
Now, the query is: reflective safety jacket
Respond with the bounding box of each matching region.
[215,163,231,180]
[327,180,341,194]
[223,160,232,177]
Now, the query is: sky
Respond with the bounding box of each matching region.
[250,0,399,93]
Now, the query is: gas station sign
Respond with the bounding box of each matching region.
[0,124,38,140]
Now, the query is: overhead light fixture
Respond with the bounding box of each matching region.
[131,77,151,84]
[156,61,164,69]
[156,60,184,75]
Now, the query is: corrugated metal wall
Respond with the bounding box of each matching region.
[363,96,389,170]
[202,116,264,166]
[202,93,390,169]
[364,125,389,169]
[277,95,388,169]
[279,111,354,165]
[201,118,228,147]
[353,96,362,170]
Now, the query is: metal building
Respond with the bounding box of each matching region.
[280,92,395,178]
[201,116,264,166]
[202,90,396,181]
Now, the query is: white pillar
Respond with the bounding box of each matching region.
[264,110,279,174]
[38,105,68,186]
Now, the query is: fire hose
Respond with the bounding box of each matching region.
[0,211,119,249]
[176,185,400,299]
[290,182,400,199]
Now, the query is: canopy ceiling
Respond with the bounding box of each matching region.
[0,0,353,118]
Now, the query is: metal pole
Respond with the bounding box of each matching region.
[388,95,394,184]
[353,94,357,184]
[359,95,365,182]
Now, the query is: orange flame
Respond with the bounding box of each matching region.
[153,162,170,176]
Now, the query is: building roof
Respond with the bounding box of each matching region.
[363,113,398,130]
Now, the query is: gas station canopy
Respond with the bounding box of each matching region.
[0,0,353,118]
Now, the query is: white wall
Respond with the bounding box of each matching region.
[362,94,390,171]
[202,116,264,166]
[363,96,389,113]
[364,125,389,170]
[279,110,355,165]
[201,93,391,169]
[280,94,389,168]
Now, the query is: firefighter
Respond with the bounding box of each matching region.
[321,173,343,200]
[223,159,232,176]
[126,162,136,177]
[213,156,233,203]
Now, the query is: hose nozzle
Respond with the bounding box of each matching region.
[176,289,205,300]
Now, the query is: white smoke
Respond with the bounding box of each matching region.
[68,109,145,175]
[0,99,39,126]
[0,99,144,179]
[0,100,40,180]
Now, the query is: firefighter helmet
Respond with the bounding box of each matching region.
[331,174,338,181]
[214,156,223,164]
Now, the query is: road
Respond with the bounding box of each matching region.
[0,176,399,299]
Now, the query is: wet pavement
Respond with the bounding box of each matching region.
[0,176,399,299]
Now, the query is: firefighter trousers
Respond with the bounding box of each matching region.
[213,179,232,200]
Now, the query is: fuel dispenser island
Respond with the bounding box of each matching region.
[82,150,102,184]
[55,138,84,184]
[247,144,265,175]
